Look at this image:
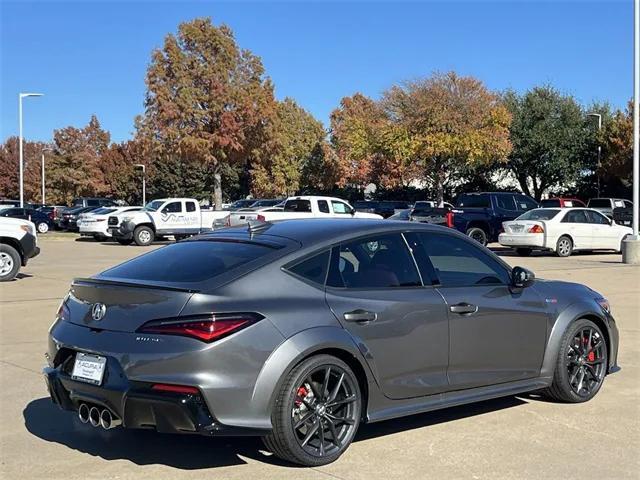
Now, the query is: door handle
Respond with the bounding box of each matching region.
[343,309,377,323]
[449,303,478,315]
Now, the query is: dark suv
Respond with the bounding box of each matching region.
[450,192,539,245]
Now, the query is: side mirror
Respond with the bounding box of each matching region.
[512,266,535,288]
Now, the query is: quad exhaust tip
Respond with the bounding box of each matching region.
[78,403,122,429]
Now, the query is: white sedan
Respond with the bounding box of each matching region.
[498,208,633,257]
[78,206,141,241]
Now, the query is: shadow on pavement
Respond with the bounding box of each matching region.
[24,395,527,469]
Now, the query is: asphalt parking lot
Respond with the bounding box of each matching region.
[1,235,638,479]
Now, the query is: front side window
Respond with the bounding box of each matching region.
[586,210,610,225]
[163,201,182,213]
[327,234,421,288]
[331,201,351,215]
[562,210,589,223]
[416,233,509,287]
[457,194,490,208]
[623,200,633,208]
[516,196,539,211]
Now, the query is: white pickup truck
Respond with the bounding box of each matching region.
[0,217,40,281]
[109,198,229,246]
[225,196,383,227]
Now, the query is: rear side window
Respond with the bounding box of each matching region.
[101,240,276,283]
[186,201,197,212]
[87,199,99,206]
[318,200,330,213]
[284,199,311,212]
[496,195,516,210]
[288,251,330,285]
[588,199,611,208]
[327,234,421,288]
[457,194,490,208]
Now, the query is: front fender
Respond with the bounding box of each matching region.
[540,301,617,379]
[250,326,375,429]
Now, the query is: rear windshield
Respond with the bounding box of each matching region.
[539,199,561,207]
[284,199,312,212]
[101,240,276,283]
[516,209,560,220]
[588,199,611,208]
[457,194,490,208]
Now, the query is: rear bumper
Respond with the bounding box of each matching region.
[498,233,546,249]
[43,360,270,437]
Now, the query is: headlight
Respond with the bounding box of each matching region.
[596,298,611,315]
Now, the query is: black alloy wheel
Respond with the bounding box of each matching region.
[544,319,608,403]
[264,355,361,466]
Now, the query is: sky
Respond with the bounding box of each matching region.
[0,0,633,143]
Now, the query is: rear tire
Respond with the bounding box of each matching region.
[116,238,133,246]
[263,354,361,466]
[133,226,154,246]
[541,319,607,403]
[466,227,488,246]
[556,235,573,257]
[516,248,532,257]
[0,244,21,282]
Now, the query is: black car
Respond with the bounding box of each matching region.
[354,200,411,218]
[60,206,100,231]
[0,206,53,234]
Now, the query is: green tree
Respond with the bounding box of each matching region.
[383,72,512,205]
[505,86,592,200]
[251,98,325,197]
[143,17,274,209]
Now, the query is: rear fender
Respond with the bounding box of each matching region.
[250,326,375,429]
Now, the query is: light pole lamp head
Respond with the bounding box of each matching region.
[134,164,146,173]
[20,92,44,99]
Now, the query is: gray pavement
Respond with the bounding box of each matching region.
[1,235,638,479]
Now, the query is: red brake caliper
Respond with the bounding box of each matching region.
[295,386,308,406]
[587,351,595,362]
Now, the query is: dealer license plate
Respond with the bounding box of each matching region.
[71,353,106,385]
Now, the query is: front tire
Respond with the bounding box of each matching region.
[556,235,573,257]
[36,222,49,234]
[0,244,21,282]
[263,355,361,466]
[542,319,608,403]
[466,227,488,246]
[133,226,154,246]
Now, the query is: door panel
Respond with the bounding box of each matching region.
[326,287,449,399]
[561,209,592,249]
[437,285,548,389]
[324,234,450,399]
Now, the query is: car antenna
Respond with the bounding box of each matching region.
[247,219,271,237]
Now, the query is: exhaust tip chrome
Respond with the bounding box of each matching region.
[99,409,121,429]
[88,406,100,427]
[78,403,90,424]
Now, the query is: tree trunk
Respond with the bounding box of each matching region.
[213,170,222,211]
[435,168,445,207]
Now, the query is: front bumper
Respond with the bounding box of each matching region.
[19,232,40,265]
[108,221,134,240]
[43,352,269,437]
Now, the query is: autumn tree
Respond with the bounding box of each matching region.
[143,17,274,209]
[383,72,512,205]
[504,86,593,200]
[0,137,50,203]
[602,100,633,188]
[251,98,325,197]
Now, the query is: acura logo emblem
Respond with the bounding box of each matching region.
[91,303,107,321]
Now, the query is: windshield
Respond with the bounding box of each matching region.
[144,200,165,212]
[516,209,560,221]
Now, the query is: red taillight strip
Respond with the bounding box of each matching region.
[151,383,200,395]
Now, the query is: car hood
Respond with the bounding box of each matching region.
[533,278,603,306]
[0,216,33,228]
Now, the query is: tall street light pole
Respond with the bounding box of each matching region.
[587,112,602,197]
[623,0,640,264]
[135,164,146,205]
[18,92,44,207]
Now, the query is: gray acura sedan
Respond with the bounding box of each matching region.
[44,219,619,466]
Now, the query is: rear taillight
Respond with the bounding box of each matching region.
[137,313,263,343]
[151,383,200,395]
[48,212,54,220]
[445,211,454,228]
[528,225,544,234]
[256,214,266,222]
[56,302,70,322]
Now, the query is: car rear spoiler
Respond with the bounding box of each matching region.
[72,277,200,294]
